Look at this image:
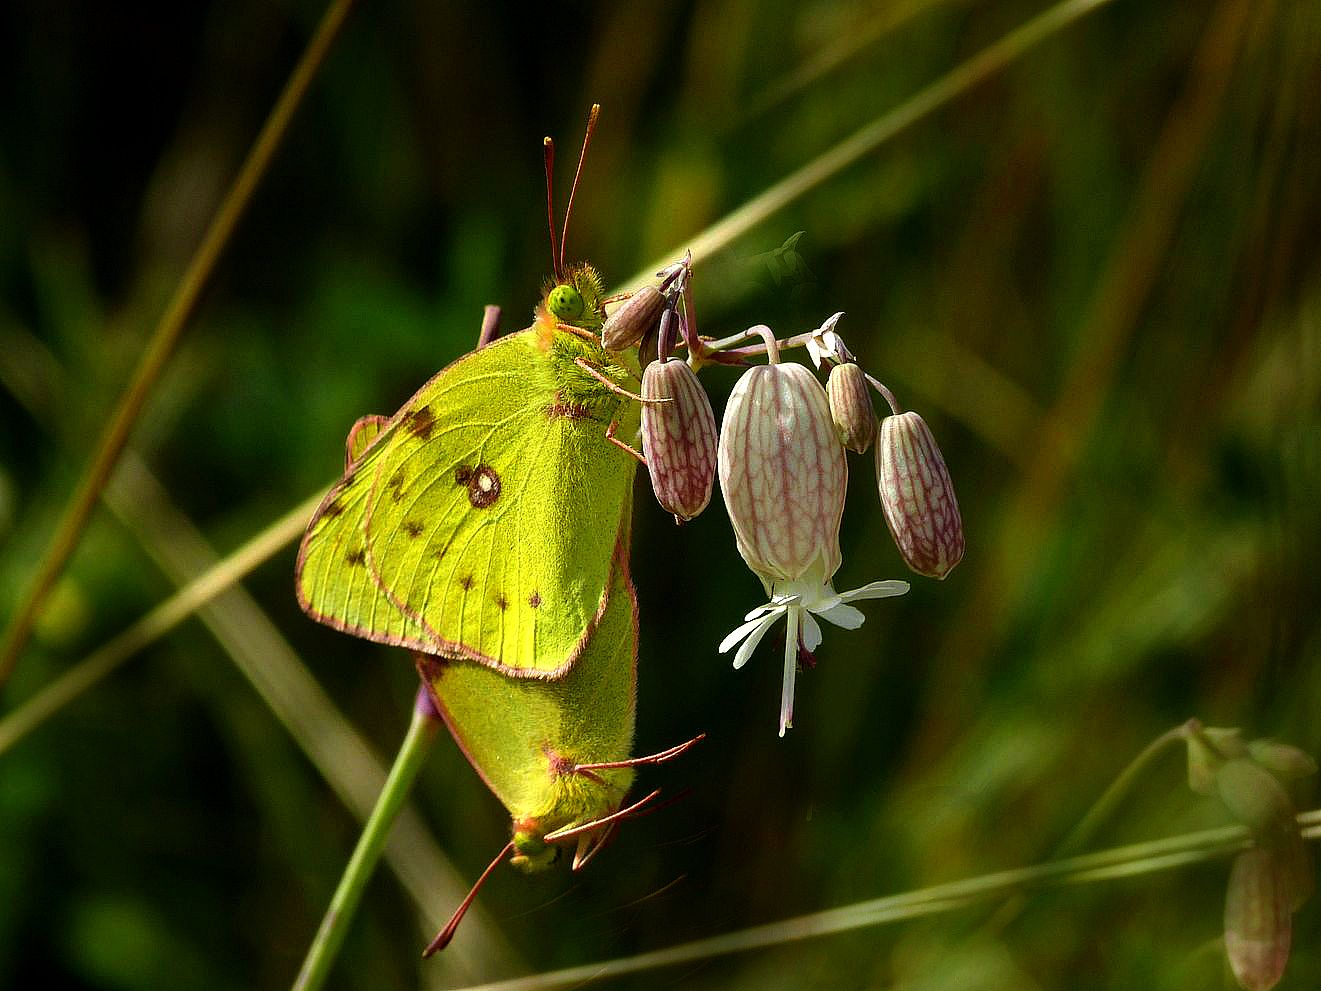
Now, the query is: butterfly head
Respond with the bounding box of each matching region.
[541,262,607,333]
[509,819,562,872]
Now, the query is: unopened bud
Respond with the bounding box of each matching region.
[601,285,665,351]
[640,359,718,522]
[826,363,876,453]
[718,361,845,587]
[1248,740,1318,781]
[1216,759,1296,840]
[875,412,963,579]
[1225,847,1293,991]
[1185,723,1248,796]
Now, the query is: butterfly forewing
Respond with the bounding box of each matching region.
[296,329,637,677]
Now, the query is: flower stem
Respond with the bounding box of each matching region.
[443,811,1321,991]
[1058,724,1189,857]
[864,372,903,417]
[293,686,441,991]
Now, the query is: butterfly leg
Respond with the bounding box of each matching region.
[573,732,706,772]
[571,822,619,871]
[555,322,601,344]
[605,418,646,466]
[571,357,669,406]
[543,788,663,846]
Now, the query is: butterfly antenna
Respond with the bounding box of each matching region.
[543,136,561,281]
[422,840,514,958]
[559,103,600,275]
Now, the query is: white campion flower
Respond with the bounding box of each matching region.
[716,325,910,736]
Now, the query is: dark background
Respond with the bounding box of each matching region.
[1,0,1318,988]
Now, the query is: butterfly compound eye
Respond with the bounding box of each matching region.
[547,283,585,322]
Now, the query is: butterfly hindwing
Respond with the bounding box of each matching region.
[418,535,638,827]
[296,328,639,676]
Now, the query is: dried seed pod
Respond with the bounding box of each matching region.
[640,359,717,522]
[876,412,964,579]
[718,361,846,588]
[601,285,665,351]
[826,362,876,453]
[1225,847,1293,991]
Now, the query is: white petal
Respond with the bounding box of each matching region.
[800,611,824,653]
[779,608,800,737]
[838,579,910,602]
[731,613,782,670]
[816,602,866,629]
[806,337,826,369]
[720,613,766,654]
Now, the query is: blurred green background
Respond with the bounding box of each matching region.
[1,0,1318,987]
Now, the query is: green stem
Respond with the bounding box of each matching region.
[293,687,442,991]
[0,0,358,690]
[444,811,1321,991]
[1057,724,1189,857]
[618,0,1118,291]
[0,492,323,757]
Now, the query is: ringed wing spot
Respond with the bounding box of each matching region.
[467,465,501,508]
[529,591,542,608]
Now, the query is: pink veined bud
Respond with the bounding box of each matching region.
[718,361,846,588]
[826,362,876,454]
[1225,847,1293,991]
[876,412,964,579]
[601,285,665,351]
[640,359,718,522]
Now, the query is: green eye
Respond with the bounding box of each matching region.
[547,284,585,321]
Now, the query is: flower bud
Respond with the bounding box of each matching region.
[826,362,876,453]
[640,359,718,522]
[1248,740,1318,781]
[718,361,846,588]
[601,285,665,351]
[1216,758,1297,840]
[1185,723,1249,796]
[1225,847,1293,991]
[875,412,963,579]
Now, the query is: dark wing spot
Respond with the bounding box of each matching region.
[403,521,423,538]
[495,593,508,611]
[321,500,345,518]
[388,467,407,502]
[529,591,542,608]
[404,406,436,440]
[459,574,475,591]
[467,465,501,508]
[345,548,367,566]
[454,465,473,485]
